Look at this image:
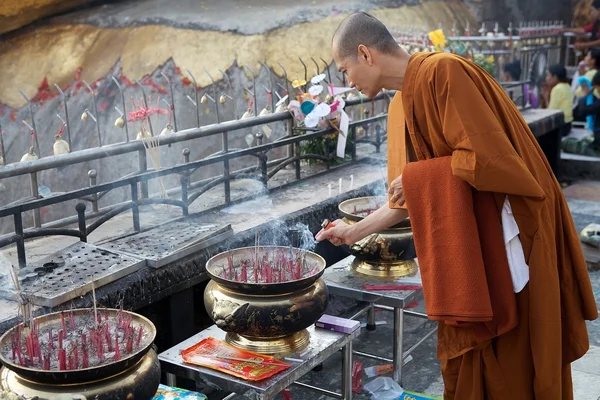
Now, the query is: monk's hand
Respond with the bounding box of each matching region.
[388,175,405,206]
[315,219,355,246]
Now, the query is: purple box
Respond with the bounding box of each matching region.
[315,314,361,334]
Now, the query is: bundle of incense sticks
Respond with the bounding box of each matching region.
[220,248,320,284]
[4,307,147,371]
[352,203,382,218]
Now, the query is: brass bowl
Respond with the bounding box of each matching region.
[204,246,328,354]
[0,308,156,385]
[0,349,160,400]
[339,196,417,278]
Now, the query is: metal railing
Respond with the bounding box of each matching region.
[0,94,389,268]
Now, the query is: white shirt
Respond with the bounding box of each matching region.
[501,197,529,293]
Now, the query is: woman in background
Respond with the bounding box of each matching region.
[575,48,600,98]
[543,64,574,136]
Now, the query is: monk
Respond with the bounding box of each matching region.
[316,12,598,399]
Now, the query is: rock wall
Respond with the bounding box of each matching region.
[0,0,95,35]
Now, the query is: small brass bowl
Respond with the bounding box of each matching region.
[339,196,417,278]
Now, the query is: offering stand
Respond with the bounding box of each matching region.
[158,324,358,400]
[323,256,436,385]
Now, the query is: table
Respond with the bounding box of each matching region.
[323,256,437,384]
[158,325,360,400]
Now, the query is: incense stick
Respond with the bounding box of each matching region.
[141,126,169,200]
[91,277,98,330]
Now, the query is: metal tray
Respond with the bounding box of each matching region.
[15,242,146,308]
[99,221,233,268]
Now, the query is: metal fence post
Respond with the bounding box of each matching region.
[181,149,190,214]
[131,182,140,232]
[76,203,87,242]
[88,169,99,212]
[138,149,149,199]
[29,172,41,228]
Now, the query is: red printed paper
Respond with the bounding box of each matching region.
[181,337,290,381]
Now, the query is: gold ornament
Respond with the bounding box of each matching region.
[53,135,70,155]
[241,109,254,119]
[219,94,227,104]
[259,106,271,116]
[136,130,152,141]
[114,116,125,128]
[20,146,38,162]
[160,124,174,136]
[81,109,89,121]
[275,103,287,113]
[200,94,209,104]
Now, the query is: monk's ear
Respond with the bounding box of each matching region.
[357,44,373,65]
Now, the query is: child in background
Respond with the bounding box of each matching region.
[578,75,596,132]
[573,71,600,155]
[544,64,574,135]
[575,49,600,98]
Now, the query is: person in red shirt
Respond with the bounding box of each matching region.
[561,0,600,50]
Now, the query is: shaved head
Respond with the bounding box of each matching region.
[332,12,399,61]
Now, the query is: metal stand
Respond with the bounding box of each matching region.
[323,256,437,385]
[159,325,358,400]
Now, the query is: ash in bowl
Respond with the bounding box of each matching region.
[209,247,322,284]
[0,308,153,372]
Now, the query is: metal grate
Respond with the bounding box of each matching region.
[17,242,146,308]
[99,221,233,268]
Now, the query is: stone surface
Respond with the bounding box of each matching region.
[0,0,477,108]
[0,0,93,35]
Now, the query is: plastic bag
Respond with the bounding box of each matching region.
[363,377,404,400]
[580,223,600,248]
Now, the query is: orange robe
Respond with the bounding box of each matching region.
[387,52,598,399]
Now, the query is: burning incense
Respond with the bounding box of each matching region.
[214,248,320,284]
[91,278,98,330]
[3,309,148,372]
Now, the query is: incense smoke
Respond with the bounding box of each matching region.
[257,219,318,251]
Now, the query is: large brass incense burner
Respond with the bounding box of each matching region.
[0,308,160,399]
[204,246,328,354]
[339,196,418,278]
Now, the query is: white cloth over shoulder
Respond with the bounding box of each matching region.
[501,196,529,293]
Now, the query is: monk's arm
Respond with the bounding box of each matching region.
[432,59,546,199]
[348,202,408,241]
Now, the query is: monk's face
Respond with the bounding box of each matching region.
[333,44,382,98]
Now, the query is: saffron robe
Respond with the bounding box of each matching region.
[387,52,598,399]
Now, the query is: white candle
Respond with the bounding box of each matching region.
[350,174,354,190]
[328,183,332,197]
[338,178,342,194]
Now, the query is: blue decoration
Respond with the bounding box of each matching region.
[300,101,315,115]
